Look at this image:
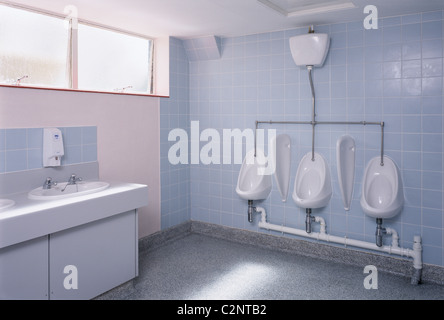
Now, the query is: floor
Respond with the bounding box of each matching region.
[98,233,444,300]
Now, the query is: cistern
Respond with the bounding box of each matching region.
[289,27,330,68]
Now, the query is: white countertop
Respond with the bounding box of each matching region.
[0,182,148,249]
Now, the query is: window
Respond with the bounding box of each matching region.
[78,24,153,93]
[0,4,154,94]
[0,5,70,88]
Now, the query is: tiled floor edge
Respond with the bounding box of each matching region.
[138,221,192,254]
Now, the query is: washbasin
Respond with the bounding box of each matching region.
[0,199,15,211]
[28,181,110,200]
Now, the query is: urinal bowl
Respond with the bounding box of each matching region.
[292,152,332,209]
[236,150,272,201]
[360,156,404,219]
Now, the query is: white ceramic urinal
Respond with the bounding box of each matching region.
[236,149,272,201]
[336,135,356,211]
[360,156,404,219]
[292,152,332,209]
[271,134,291,202]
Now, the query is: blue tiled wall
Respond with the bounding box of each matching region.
[163,11,444,267]
[159,38,191,229]
[0,126,97,173]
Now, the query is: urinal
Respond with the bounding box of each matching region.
[236,149,272,201]
[360,156,404,219]
[336,135,356,211]
[271,134,291,202]
[292,152,332,209]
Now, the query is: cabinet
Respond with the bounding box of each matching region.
[0,236,49,300]
[0,210,137,300]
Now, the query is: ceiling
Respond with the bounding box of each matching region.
[4,0,444,39]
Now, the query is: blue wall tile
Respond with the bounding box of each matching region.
[27,149,43,169]
[27,128,42,149]
[0,126,97,173]
[6,150,27,172]
[0,151,4,173]
[6,129,27,150]
[0,130,5,151]
[82,126,97,145]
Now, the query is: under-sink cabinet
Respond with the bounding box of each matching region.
[0,210,138,300]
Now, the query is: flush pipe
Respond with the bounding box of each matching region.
[255,206,423,285]
[307,65,316,162]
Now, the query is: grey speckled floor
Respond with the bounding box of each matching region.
[99,233,444,300]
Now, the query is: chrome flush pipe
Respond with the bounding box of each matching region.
[307,65,316,161]
[307,25,317,162]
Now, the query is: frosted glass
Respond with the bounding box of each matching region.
[78,24,152,93]
[0,5,69,87]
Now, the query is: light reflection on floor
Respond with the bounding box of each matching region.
[189,262,276,300]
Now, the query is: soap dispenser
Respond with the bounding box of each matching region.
[43,128,65,167]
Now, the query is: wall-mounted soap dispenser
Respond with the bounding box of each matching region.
[43,128,65,167]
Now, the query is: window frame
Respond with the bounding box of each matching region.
[0,2,158,97]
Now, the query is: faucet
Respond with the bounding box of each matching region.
[43,177,57,190]
[61,174,82,192]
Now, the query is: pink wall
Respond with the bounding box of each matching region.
[0,86,161,238]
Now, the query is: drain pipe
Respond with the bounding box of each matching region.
[305,209,326,234]
[305,209,314,233]
[411,236,423,285]
[376,219,400,249]
[376,218,386,247]
[248,200,257,223]
[255,206,423,285]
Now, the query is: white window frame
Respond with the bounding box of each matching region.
[0,2,155,95]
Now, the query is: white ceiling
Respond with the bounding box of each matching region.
[4,0,444,39]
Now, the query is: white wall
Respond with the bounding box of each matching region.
[0,86,161,238]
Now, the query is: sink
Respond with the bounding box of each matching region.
[28,181,110,201]
[0,199,15,211]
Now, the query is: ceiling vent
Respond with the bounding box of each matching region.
[257,0,356,17]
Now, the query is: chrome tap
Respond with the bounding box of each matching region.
[43,177,57,190]
[61,174,82,192]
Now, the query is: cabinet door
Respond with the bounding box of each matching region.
[49,211,137,300]
[0,236,49,300]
